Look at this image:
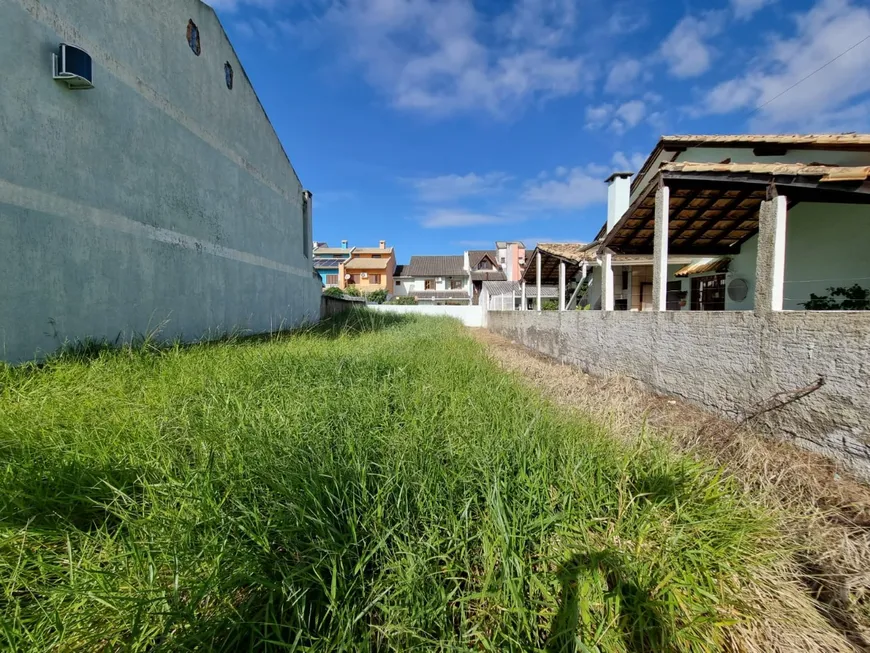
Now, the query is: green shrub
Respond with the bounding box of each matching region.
[800,284,870,310]
[366,289,388,304]
[391,295,417,305]
[542,298,559,310]
[323,287,345,298]
[343,285,362,297]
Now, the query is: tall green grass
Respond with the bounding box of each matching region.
[1,312,778,651]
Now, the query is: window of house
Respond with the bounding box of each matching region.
[349,274,359,284]
[326,274,338,285]
[425,279,434,290]
[370,274,381,284]
[187,20,201,56]
[691,274,726,311]
[395,280,401,286]
[621,269,630,291]
[224,62,234,89]
[478,260,492,270]
[450,279,464,289]
[371,254,382,258]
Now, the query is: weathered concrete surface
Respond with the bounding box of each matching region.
[0,0,320,362]
[320,295,365,320]
[488,310,870,479]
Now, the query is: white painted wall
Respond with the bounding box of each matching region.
[399,276,468,293]
[713,202,870,310]
[369,304,484,327]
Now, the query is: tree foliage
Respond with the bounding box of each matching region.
[800,284,869,310]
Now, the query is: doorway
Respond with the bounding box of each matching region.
[639,282,653,311]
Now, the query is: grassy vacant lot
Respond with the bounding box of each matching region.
[1,312,782,651]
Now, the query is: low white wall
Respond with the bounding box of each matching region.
[369,304,484,327]
[488,310,870,480]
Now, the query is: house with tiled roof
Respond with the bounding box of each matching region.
[393,255,471,304]
[464,250,506,304]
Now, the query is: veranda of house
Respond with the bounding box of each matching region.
[520,135,870,313]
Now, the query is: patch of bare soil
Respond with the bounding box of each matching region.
[470,328,870,653]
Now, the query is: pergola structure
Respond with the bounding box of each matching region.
[521,243,597,310]
[597,162,870,311]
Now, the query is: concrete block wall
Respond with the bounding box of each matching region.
[488,310,870,480]
[0,0,320,362]
[320,295,365,320]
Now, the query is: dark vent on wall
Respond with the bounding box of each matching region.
[225,62,234,89]
[187,20,201,56]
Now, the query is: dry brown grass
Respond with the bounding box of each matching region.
[471,328,870,652]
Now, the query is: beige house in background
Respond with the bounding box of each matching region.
[338,241,396,293]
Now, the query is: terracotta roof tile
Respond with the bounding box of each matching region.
[407,255,465,277]
[661,161,870,181]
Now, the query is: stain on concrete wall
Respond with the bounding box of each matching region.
[0,0,320,362]
[488,310,870,480]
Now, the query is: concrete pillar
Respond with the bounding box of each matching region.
[755,194,788,312]
[536,251,542,311]
[521,281,527,310]
[652,185,670,311]
[559,260,566,311]
[602,252,614,311]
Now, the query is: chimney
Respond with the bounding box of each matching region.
[605,172,633,233]
[341,240,348,249]
[379,240,386,249]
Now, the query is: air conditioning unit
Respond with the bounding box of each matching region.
[361,272,368,279]
[52,44,94,90]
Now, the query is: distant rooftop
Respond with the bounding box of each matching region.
[407,255,465,277]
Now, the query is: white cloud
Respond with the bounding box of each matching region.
[409,172,511,202]
[731,0,775,20]
[699,0,870,129]
[604,6,649,35]
[659,12,725,78]
[495,0,579,48]
[611,151,647,171]
[586,99,651,133]
[610,99,646,133]
[422,209,510,228]
[317,0,589,118]
[604,58,642,94]
[585,103,613,129]
[521,165,608,209]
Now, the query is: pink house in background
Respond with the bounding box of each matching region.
[496,241,526,282]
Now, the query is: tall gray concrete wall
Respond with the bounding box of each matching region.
[0,0,320,362]
[488,311,870,480]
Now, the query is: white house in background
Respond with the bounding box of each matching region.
[393,256,472,304]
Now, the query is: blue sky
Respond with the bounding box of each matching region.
[205,0,870,261]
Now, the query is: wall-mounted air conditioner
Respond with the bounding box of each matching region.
[361,272,368,279]
[52,44,94,89]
